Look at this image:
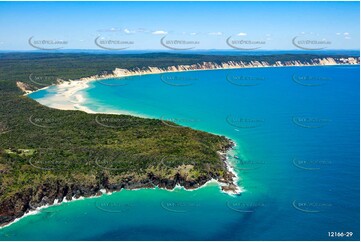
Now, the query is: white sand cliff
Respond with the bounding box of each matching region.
[22,57,360,113]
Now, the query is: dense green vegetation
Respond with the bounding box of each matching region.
[0,52,238,205]
[0,93,230,200]
[0,52,358,225]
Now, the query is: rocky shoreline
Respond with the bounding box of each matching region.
[0,139,237,228]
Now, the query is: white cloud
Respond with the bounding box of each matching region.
[152,30,168,35]
[336,33,341,35]
[124,28,136,34]
[190,32,198,36]
[345,36,351,40]
[237,32,247,36]
[343,32,350,36]
[208,32,222,36]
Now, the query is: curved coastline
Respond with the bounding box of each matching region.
[24,58,360,114]
[24,56,360,96]
[1,67,251,230]
[7,59,359,230]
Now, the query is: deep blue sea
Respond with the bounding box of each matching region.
[2,65,359,241]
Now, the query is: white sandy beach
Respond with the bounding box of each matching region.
[30,80,95,113]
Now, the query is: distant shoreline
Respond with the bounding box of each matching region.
[23,57,360,114]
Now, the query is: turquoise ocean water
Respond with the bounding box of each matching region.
[2,65,359,240]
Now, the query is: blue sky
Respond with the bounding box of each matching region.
[0,1,359,50]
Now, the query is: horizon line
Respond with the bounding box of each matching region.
[0,49,360,52]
